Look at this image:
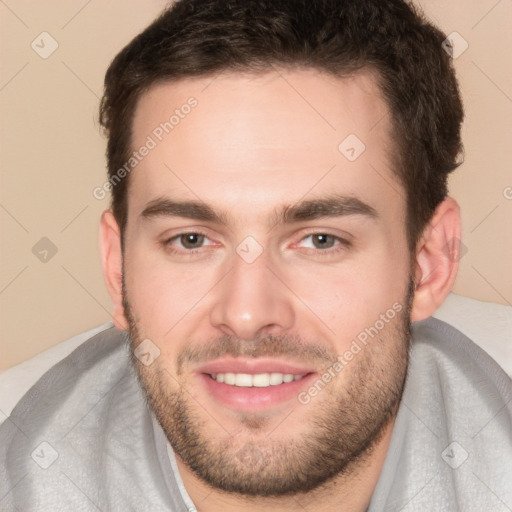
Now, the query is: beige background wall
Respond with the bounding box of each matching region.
[1,0,511,371]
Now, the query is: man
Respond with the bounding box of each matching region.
[1,0,511,510]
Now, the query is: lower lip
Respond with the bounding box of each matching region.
[199,373,316,411]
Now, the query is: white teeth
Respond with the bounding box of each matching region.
[235,373,253,387]
[252,373,271,387]
[224,373,236,385]
[269,372,284,385]
[211,372,304,387]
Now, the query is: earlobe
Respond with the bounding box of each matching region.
[410,197,461,322]
[99,210,128,330]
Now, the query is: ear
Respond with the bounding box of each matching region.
[99,210,128,330]
[410,197,461,322]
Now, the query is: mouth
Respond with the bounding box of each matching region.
[196,358,317,411]
[209,372,304,387]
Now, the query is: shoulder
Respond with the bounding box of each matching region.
[5,326,131,428]
[388,317,512,510]
[411,317,512,401]
[371,318,512,510]
[0,327,161,510]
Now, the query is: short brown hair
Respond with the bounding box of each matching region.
[99,0,463,250]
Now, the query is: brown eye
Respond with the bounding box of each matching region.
[311,234,337,249]
[180,233,205,249]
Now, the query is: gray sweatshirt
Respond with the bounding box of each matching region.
[1,318,511,511]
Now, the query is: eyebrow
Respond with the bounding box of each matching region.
[141,198,226,224]
[140,194,378,226]
[280,195,378,223]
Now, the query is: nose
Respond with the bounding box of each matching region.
[209,249,295,340]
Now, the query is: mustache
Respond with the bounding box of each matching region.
[176,334,336,374]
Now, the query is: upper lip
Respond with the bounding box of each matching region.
[196,357,316,376]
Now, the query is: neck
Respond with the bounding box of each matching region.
[174,416,395,512]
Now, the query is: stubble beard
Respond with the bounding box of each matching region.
[124,285,412,497]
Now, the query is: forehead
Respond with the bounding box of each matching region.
[128,69,401,222]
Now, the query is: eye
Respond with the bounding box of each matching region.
[163,231,215,253]
[299,233,341,250]
[178,233,207,249]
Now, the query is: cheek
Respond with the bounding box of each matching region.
[124,249,188,330]
[284,241,410,346]
[123,246,223,340]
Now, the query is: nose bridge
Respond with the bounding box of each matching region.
[229,251,271,303]
[209,247,295,339]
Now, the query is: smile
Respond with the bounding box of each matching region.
[209,372,305,387]
[195,358,318,410]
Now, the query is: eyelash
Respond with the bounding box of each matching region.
[161,232,351,256]
[297,233,352,256]
[162,231,213,255]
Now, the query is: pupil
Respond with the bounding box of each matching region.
[314,234,333,248]
[182,234,204,248]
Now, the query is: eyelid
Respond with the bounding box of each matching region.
[292,228,353,245]
[161,228,220,251]
[159,227,353,254]
[160,225,214,240]
[298,233,350,247]
[166,230,210,242]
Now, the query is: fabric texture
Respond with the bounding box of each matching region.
[1,318,511,511]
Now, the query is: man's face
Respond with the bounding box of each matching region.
[122,70,412,495]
